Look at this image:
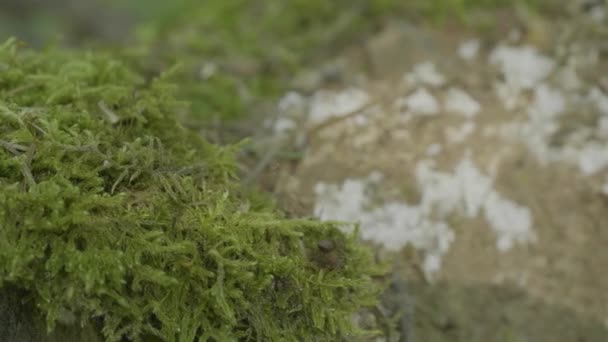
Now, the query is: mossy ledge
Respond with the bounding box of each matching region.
[0,39,380,341]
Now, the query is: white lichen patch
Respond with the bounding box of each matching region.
[577,142,608,175]
[273,117,296,133]
[495,79,608,176]
[313,180,368,223]
[490,45,556,112]
[426,143,442,157]
[313,176,455,277]
[313,156,535,277]
[445,87,481,118]
[458,39,480,61]
[524,85,565,158]
[278,91,305,112]
[528,84,566,121]
[489,45,555,90]
[273,91,305,133]
[446,121,476,144]
[483,191,535,252]
[589,87,608,116]
[416,157,534,252]
[497,83,566,165]
[308,88,369,125]
[404,61,446,87]
[403,88,439,115]
[273,88,372,133]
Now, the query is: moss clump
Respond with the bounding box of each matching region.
[0,38,380,341]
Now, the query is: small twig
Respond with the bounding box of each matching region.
[5,83,39,97]
[306,100,378,137]
[0,139,28,155]
[175,163,207,176]
[305,82,406,138]
[111,169,129,194]
[21,164,36,188]
[98,100,120,124]
[21,145,36,188]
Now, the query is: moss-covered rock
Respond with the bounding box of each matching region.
[0,38,380,341]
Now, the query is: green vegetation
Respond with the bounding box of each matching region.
[0,38,380,341]
[128,0,398,124]
[123,0,557,125]
[0,0,558,126]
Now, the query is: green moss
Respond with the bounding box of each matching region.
[127,0,399,124]
[0,38,381,341]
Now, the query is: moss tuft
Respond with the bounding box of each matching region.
[0,38,380,341]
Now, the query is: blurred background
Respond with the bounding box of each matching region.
[1,0,608,341]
